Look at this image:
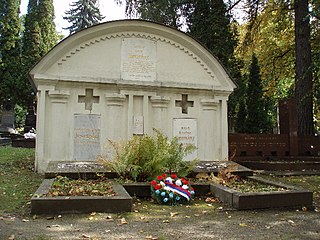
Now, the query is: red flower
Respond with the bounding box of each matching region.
[183,180,189,185]
[171,173,177,179]
[154,184,161,190]
[190,187,194,191]
[162,173,167,178]
[157,175,162,180]
[151,180,157,186]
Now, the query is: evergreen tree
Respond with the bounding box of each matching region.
[188,0,236,69]
[21,0,58,106]
[63,0,105,34]
[245,54,272,133]
[0,0,22,106]
[122,0,191,29]
[38,0,58,54]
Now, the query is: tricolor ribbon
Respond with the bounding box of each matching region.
[164,182,192,201]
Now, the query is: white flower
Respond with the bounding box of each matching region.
[182,185,189,190]
[165,177,173,184]
[175,179,182,186]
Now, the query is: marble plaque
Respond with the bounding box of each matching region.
[133,116,144,135]
[73,114,101,161]
[173,118,198,161]
[121,38,156,81]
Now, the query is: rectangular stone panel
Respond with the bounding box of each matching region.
[73,114,101,161]
[133,116,144,135]
[121,38,156,81]
[173,118,198,161]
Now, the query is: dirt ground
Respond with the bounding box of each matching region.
[1,198,319,240]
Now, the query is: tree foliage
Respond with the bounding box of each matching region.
[189,0,236,68]
[118,0,192,29]
[20,0,58,107]
[63,0,105,34]
[0,0,21,106]
[246,54,273,133]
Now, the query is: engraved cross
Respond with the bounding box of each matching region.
[78,88,100,112]
[175,94,194,114]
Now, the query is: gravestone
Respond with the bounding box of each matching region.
[24,104,37,133]
[0,100,16,134]
[29,20,236,173]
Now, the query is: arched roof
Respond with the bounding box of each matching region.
[29,20,236,93]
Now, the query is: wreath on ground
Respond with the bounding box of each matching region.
[150,173,195,205]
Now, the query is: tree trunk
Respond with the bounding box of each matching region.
[294,0,314,136]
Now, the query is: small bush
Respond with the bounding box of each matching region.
[98,129,197,182]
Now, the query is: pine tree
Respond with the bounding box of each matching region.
[63,0,105,34]
[246,54,272,133]
[0,0,22,106]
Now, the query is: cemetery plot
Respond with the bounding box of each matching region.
[31,179,132,214]
[31,175,313,214]
[211,176,313,210]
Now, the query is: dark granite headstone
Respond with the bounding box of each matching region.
[24,104,37,133]
[0,100,15,134]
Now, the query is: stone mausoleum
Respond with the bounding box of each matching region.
[29,20,236,173]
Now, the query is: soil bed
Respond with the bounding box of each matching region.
[211,176,313,210]
[222,178,288,193]
[47,176,116,197]
[31,179,132,214]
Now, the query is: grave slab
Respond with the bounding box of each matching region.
[45,161,116,179]
[192,161,254,177]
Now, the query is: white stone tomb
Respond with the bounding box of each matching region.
[29,20,236,173]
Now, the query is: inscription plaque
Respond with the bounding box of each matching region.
[133,116,144,135]
[173,118,198,161]
[73,114,101,161]
[121,38,156,81]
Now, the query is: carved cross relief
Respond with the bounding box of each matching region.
[78,88,100,112]
[175,94,194,114]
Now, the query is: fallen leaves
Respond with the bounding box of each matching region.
[7,234,15,240]
[119,218,128,225]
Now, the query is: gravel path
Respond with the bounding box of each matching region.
[1,200,319,240]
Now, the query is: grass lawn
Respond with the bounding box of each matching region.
[0,146,43,215]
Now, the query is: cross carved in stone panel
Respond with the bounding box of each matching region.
[175,94,194,114]
[78,88,100,112]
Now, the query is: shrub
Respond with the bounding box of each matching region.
[98,129,197,182]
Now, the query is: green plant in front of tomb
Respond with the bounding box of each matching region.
[99,129,197,182]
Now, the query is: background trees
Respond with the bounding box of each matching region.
[63,0,105,34]
[0,0,21,105]
[0,0,319,134]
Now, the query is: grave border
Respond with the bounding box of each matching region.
[31,179,132,214]
[210,176,313,210]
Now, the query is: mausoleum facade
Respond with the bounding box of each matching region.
[29,20,236,173]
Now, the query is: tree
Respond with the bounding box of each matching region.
[63,0,105,34]
[21,0,58,106]
[294,0,314,135]
[38,0,58,55]
[189,0,236,69]
[0,0,21,106]
[120,0,192,29]
[245,54,272,133]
